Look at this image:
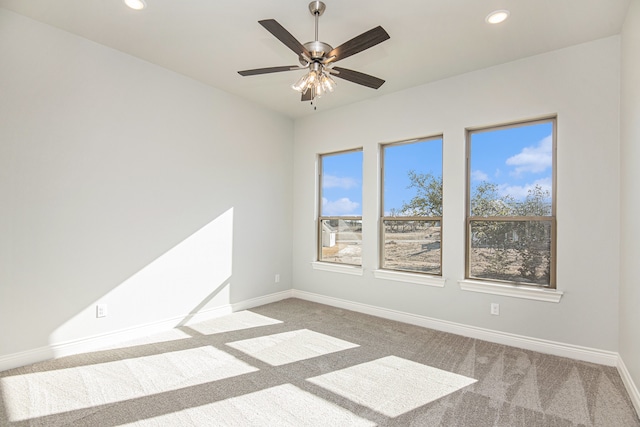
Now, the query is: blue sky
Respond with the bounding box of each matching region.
[321,121,553,216]
[321,150,363,216]
[470,121,553,201]
[383,139,442,214]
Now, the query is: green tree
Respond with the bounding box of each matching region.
[401,171,442,216]
[514,184,551,216]
[402,173,551,284]
[470,181,516,216]
[471,182,551,283]
[513,185,552,283]
[470,182,516,279]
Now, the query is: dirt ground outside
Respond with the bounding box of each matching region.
[382,228,441,274]
[321,226,442,274]
[321,236,362,265]
[320,224,549,285]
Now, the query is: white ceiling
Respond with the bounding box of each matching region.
[0,0,631,119]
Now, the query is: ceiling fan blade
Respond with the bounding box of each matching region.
[301,90,313,102]
[238,66,299,76]
[332,67,385,89]
[327,26,390,63]
[259,19,311,57]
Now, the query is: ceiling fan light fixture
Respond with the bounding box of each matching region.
[486,10,509,24]
[292,69,317,93]
[291,64,337,98]
[321,73,336,93]
[292,61,326,94]
[291,74,309,92]
[124,0,146,10]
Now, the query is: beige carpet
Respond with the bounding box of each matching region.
[0,298,638,426]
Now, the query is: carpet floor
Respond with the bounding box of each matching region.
[0,298,638,426]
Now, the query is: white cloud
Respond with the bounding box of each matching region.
[506,135,552,176]
[322,197,360,216]
[323,174,359,189]
[498,178,552,200]
[471,170,489,182]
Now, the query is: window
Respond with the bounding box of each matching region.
[318,149,363,266]
[380,136,443,275]
[466,117,556,287]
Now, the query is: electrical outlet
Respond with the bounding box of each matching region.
[96,304,108,318]
[275,274,280,283]
[490,303,500,316]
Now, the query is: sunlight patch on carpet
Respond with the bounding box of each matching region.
[307,355,477,417]
[123,383,376,426]
[1,346,258,421]
[187,310,283,335]
[226,329,359,366]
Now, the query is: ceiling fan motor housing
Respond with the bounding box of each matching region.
[301,41,333,64]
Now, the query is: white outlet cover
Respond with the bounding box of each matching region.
[96,304,108,318]
[490,303,500,315]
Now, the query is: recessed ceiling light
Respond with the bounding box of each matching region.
[124,0,146,10]
[486,10,509,24]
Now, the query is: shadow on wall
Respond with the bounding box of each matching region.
[0,207,237,371]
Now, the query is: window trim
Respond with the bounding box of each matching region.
[317,148,363,267]
[458,278,563,302]
[379,135,444,275]
[373,269,445,287]
[311,261,364,275]
[465,116,557,288]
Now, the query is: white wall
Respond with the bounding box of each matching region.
[293,36,621,351]
[0,9,294,363]
[620,0,640,398]
[0,3,631,377]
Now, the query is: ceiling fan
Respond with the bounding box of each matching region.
[237,1,390,103]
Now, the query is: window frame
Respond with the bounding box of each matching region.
[465,116,557,288]
[317,148,363,267]
[379,135,444,276]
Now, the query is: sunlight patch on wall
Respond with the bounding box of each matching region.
[50,208,235,346]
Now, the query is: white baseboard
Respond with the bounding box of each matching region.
[0,346,56,373]
[229,290,294,313]
[0,290,293,373]
[291,290,619,366]
[618,356,640,417]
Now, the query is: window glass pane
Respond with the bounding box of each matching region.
[382,220,441,274]
[321,151,362,217]
[383,138,442,216]
[469,220,552,286]
[470,122,553,217]
[320,219,362,265]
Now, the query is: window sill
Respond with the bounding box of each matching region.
[458,279,563,302]
[373,270,445,288]
[311,262,363,276]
